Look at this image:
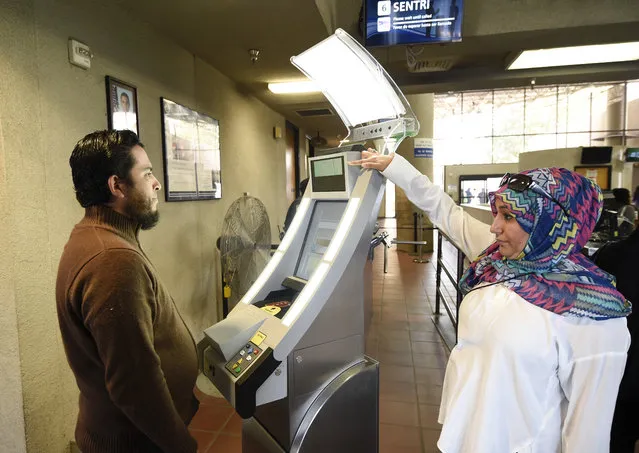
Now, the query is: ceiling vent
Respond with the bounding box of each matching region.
[406,46,456,73]
[296,108,334,117]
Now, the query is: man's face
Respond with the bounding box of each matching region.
[122,146,161,230]
[120,94,131,112]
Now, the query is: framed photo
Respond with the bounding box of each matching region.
[574,165,612,190]
[105,76,139,136]
[160,97,222,201]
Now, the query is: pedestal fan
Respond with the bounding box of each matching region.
[220,194,271,313]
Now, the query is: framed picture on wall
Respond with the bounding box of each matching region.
[574,165,612,190]
[105,76,140,136]
[160,97,222,201]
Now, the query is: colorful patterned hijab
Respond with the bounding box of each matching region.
[459,167,631,320]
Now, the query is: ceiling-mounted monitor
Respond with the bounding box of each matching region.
[580,146,612,165]
[625,148,639,162]
[364,0,463,47]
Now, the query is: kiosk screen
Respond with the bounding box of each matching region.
[295,201,346,280]
[311,156,346,192]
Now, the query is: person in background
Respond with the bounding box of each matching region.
[594,229,639,453]
[282,178,309,237]
[478,188,488,204]
[632,185,639,211]
[350,150,631,453]
[56,130,199,453]
[612,188,637,237]
[463,187,473,204]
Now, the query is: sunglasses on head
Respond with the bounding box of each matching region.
[499,173,570,217]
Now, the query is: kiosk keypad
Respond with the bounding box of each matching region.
[225,342,263,377]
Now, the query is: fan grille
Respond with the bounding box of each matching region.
[220,195,271,309]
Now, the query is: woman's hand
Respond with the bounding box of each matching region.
[348,148,394,172]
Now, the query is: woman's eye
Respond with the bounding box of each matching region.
[503,213,514,221]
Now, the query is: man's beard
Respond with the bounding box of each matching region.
[124,192,159,230]
[137,209,159,230]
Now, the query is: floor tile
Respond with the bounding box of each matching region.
[379,400,419,427]
[408,314,432,323]
[194,388,230,407]
[206,433,241,453]
[416,383,443,405]
[379,446,423,453]
[378,338,412,353]
[409,321,438,332]
[412,341,446,354]
[188,429,217,452]
[222,412,243,434]
[406,303,432,314]
[379,380,418,402]
[379,424,422,448]
[418,404,441,429]
[189,404,233,431]
[379,364,415,383]
[422,428,442,452]
[377,351,413,367]
[412,352,448,369]
[410,330,443,343]
[414,367,446,386]
[378,320,410,331]
[379,329,411,341]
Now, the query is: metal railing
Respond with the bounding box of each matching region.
[433,231,466,350]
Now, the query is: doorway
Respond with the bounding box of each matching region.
[285,121,299,205]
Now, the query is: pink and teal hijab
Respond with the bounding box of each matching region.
[460,167,631,320]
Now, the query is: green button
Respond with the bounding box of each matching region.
[233,365,241,373]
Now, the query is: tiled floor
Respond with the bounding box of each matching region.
[191,222,449,453]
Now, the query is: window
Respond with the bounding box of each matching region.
[433,80,639,186]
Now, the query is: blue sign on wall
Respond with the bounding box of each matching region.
[365,0,464,47]
[414,138,433,158]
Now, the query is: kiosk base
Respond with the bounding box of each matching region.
[242,358,379,453]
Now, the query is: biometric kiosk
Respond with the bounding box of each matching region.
[199,29,419,453]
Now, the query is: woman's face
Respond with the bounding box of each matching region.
[490,198,530,259]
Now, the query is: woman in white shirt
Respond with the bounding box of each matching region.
[350,150,631,453]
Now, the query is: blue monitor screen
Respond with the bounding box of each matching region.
[365,0,463,47]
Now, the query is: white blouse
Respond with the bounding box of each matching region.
[383,154,630,453]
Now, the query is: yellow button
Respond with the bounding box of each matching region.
[251,331,266,346]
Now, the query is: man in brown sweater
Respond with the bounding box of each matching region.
[56,130,199,453]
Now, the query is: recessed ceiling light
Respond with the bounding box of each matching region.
[267,80,320,94]
[507,41,639,70]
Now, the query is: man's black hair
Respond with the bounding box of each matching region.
[613,188,631,205]
[69,130,143,207]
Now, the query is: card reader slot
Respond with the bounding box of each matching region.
[281,276,307,292]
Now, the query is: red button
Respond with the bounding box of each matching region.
[253,350,259,355]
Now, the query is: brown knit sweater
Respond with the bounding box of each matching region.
[56,206,199,453]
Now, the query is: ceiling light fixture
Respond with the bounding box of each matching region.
[267,80,321,94]
[507,41,639,70]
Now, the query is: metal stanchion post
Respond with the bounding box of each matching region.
[413,213,428,263]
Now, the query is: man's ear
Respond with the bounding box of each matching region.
[107,175,127,199]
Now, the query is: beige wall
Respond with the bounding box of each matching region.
[0,0,293,451]
[518,146,634,191]
[518,147,582,173]
[394,94,435,252]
